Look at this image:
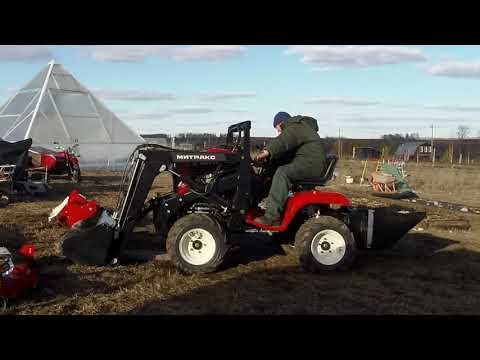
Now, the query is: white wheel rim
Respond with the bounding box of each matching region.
[310,229,346,266]
[179,228,217,266]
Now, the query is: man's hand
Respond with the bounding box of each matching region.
[254,149,270,162]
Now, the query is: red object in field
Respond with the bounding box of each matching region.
[29,146,81,181]
[41,153,57,171]
[53,190,98,228]
[0,244,40,302]
[246,190,352,232]
[19,244,36,262]
[176,182,191,196]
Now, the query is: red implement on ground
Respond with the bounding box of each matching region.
[49,190,98,228]
[0,244,39,310]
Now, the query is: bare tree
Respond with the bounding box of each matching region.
[457,125,471,139]
[457,125,471,164]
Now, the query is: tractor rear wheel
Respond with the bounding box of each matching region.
[166,214,227,275]
[295,216,356,273]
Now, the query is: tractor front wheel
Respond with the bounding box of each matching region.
[295,216,356,273]
[167,214,228,275]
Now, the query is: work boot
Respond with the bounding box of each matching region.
[254,215,281,226]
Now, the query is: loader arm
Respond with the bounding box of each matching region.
[110,143,242,259]
[116,121,253,234]
[110,146,175,258]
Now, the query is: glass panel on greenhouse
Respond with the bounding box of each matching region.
[3,114,31,142]
[2,91,38,116]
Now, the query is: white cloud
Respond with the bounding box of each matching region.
[121,107,213,121]
[223,109,249,113]
[172,106,213,114]
[428,61,480,78]
[340,114,474,124]
[135,112,170,120]
[305,97,380,106]
[304,97,480,113]
[92,88,176,101]
[423,105,480,112]
[201,91,256,101]
[0,45,53,62]
[72,45,246,63]
[286,46,427,68]
[172,46,246,61]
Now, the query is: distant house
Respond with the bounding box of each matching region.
[394,142,432,162]
[352,147,382,160]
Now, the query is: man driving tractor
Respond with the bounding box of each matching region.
[253,112,327,226]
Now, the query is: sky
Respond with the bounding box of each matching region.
[0,45,480,139]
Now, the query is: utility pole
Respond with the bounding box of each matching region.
[338,128,342,159]
[430,124,434,164]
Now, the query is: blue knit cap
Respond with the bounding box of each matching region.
[273,112,291,128]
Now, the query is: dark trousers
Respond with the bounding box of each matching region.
[264,161,324,220]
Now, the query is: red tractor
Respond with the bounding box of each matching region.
[29,144,81,183]
[60,121,425,274]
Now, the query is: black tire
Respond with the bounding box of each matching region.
[166,214,227,275]
[295,216,356,273]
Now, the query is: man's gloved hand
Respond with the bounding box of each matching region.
[254,149,270,163]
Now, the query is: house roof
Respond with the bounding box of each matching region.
[394,141,430,157]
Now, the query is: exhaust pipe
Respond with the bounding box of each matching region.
[349,206,426,250]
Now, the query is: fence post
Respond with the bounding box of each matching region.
[432,148,436,167]
[459,153,463,165]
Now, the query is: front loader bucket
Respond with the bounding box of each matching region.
[61,224,116,266]
[349,206,426,250]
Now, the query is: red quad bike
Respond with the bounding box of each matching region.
[29,144,81,183]
[59,121,426,274]
[0,244,39,310]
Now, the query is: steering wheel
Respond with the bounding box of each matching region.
[251,156,273,177]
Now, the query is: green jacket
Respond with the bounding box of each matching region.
[265,115,326,176]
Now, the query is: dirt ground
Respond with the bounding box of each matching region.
[1,161,480,315]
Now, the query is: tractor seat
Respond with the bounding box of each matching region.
[291,155,338,191]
